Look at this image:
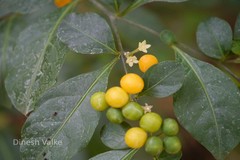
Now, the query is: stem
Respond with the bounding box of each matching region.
[114,0,119,13]
[217,63,240,82]
[118,1,141,17]
[90,0,128,74]
[129,48,139,56]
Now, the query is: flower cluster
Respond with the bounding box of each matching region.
[124,40,151,67]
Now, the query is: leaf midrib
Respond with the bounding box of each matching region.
[121,149,138,160]
[23,1,77,115]
[173,46,221,158]
[36,58,118,159]
[62,17,116,54]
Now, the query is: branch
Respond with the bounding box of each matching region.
[90,0,128,74]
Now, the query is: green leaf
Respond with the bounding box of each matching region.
[100,122,130,149]
[120,0,188,16]
[89,149,138,160]
[57,13,116,54]
[234,13,240,40]
[196,17,232,59]
[20,59,117,160]
[139,61,184,98]
[0,0,55,17]
[231,40,240,55]
[158,151,182,160]
[4,4,76,115]
[173,46,240,160]
[0,15,17,108]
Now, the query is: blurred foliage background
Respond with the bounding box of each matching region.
[0,0,240,159]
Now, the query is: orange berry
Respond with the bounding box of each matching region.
[139,54,158,72]
[54,0,72,8]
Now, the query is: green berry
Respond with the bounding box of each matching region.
[162,118,179,136]
[145,136,163,156]
[122,102,144,121]
[163,136,182,154]
[140,112,162,133]
[90,92,108,111]
[106,108,124,124]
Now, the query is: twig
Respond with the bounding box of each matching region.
[90,0,128,74]
[217,63,240,82]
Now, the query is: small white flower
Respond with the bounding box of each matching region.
[138,40,151,53]
[126,56,138,67]
[124,52,130,57]
[142,103,153,114]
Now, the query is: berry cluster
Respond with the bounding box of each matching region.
[90,41,182,157]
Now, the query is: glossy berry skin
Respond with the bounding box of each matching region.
[90,92,109,111]
[120,73,144,94]
[140,112,162,133]
[162,118,179,136]
[125,127,147,148]
[138,54,158,73]
[122,102,144,121]
[106,108,124,124]
[163,136,182,154]
[54,0,72,8]
[145,136,163,156]
[105,87,129,108]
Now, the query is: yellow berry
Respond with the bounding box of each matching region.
[120,73,144,94]
[125,127,147,148]
[105,87,129,108]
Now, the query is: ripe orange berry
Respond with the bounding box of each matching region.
[54,0,72,8]
[120,73,144,94]
[125,127,147,148]
[105,87,129,108]
[138,54,158,73]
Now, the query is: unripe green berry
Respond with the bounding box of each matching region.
[163,136,182,154]
[122,102,144,121]
[106,108,124,124]
[145,136,163,156]
[90,92,108,111]
[162,118,179,136]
